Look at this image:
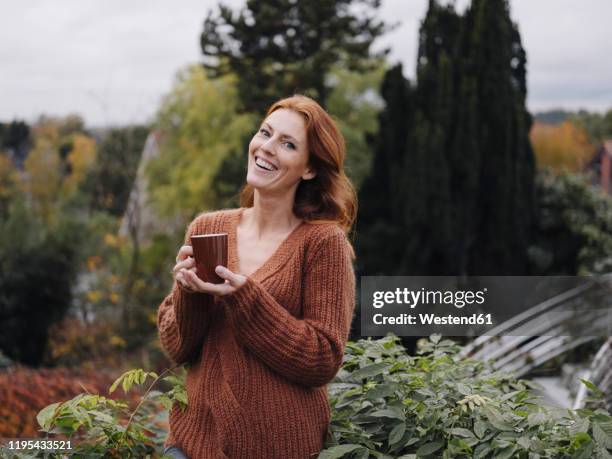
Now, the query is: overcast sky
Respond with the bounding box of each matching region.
[1,0,611,126]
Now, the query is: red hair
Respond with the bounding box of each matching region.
[240,95,358,238]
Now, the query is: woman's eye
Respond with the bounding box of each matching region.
[284,141,296,150]
[259,128,270,136]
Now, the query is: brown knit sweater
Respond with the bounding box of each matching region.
[157,208,356,459]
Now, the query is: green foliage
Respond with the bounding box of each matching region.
[83,125,149,217]
[327,63,386,189]
[14,367,188,458]
[200,0,389,113]
[322,334,612,458]
[148,65,255,221]
[529,170,612,274]
[0,200,81,366]
[571,109,612,144]
[357,0,535,277]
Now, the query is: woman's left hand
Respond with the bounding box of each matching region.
[180,265,247,296]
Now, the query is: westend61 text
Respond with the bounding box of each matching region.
[373,313,494,326]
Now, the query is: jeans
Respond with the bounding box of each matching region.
[163,445,190,459]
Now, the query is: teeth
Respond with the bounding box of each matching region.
[255,157,277,171]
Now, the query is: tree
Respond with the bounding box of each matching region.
[356,64,414,276]
[572,108,612,143]
[200,0,389,113]
[530,121,594,172]
[357,0,536,276]
[452,0,535,275]
[84,126,148,217]
[0,120,31,168]
[0,201,81,366]
[147,65,254,222]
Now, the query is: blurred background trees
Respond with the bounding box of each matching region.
[0,0,610,390]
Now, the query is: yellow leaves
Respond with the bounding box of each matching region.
[86,290,102,303]
[22,139,62,207]
[87,256,102,272]
[63,134,97,193]
[104,233,118,247]
[109,335,126,348]
[531,121,594,172]
[147,311,158,325]
[109,292,120,304]
[150,64,256,218]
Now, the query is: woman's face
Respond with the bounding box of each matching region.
[246,108,316,195]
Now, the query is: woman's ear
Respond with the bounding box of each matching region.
[301,167,317,181]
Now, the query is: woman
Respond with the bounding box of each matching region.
[157,95,357,459]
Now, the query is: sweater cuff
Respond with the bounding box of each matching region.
[173,285,211,338]
[217,277,259,324]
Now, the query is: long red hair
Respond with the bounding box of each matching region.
[240,95,358,238]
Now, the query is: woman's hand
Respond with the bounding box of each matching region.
[172,245,247,295]
[173,245,198,291]
[181,265,247,296]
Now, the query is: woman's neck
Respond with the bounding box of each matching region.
[245,192,301,239]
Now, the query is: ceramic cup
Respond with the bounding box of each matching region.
[190,233,228,284]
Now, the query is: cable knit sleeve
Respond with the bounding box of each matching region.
[218,227,356,387]
[157,217,218,365]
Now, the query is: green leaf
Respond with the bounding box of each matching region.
[318,444,365,459]
[388,423,406,446]
[416,442,444,456]
[493,445,517,459]
[579,379,606,397]
[370,409,405,421]
[367,383,398,400]
[593,422,612,449]
[350,363,391,381]
[473,443,492,459]
[456,383,471,396]
[474,420,487,439]
[447,427,475,438]
[37,402,61,430]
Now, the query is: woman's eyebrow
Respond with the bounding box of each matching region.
[262,122,301,145]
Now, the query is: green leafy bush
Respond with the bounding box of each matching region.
[321,335,612,458]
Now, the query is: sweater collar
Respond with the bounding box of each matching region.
[226,207,308,282]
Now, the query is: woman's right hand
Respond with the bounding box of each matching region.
[173,245,196,291]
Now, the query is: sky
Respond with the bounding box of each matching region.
[1,0,611,127]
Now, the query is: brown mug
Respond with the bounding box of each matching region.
[190,233,228,284]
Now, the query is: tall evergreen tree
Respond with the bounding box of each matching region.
[452,0,535,274]
[200,0,388,113]
[358,0,535,276]
[356,64,413,275]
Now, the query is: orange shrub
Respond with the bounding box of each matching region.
[531,121,594,172]
[0,366,121,437]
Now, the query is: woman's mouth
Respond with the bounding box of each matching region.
[255,156,278,173]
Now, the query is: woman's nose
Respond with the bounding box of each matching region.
[260,137,276,155]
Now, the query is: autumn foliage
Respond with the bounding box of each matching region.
[530,121,595,172]
[0,366,117,437]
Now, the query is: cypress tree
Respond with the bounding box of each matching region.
[357,0,535,276]
[356,64,413,275]
[399,1,462,275]
[452,0,535,274]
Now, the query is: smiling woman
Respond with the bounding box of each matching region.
[156,95,358,459]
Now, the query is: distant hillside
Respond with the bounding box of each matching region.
[533,110,575,125]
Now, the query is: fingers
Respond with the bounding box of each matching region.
[182,269,234,295]
[215,266,247,289]
[176,245,194,263]
[172,257,195,281]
